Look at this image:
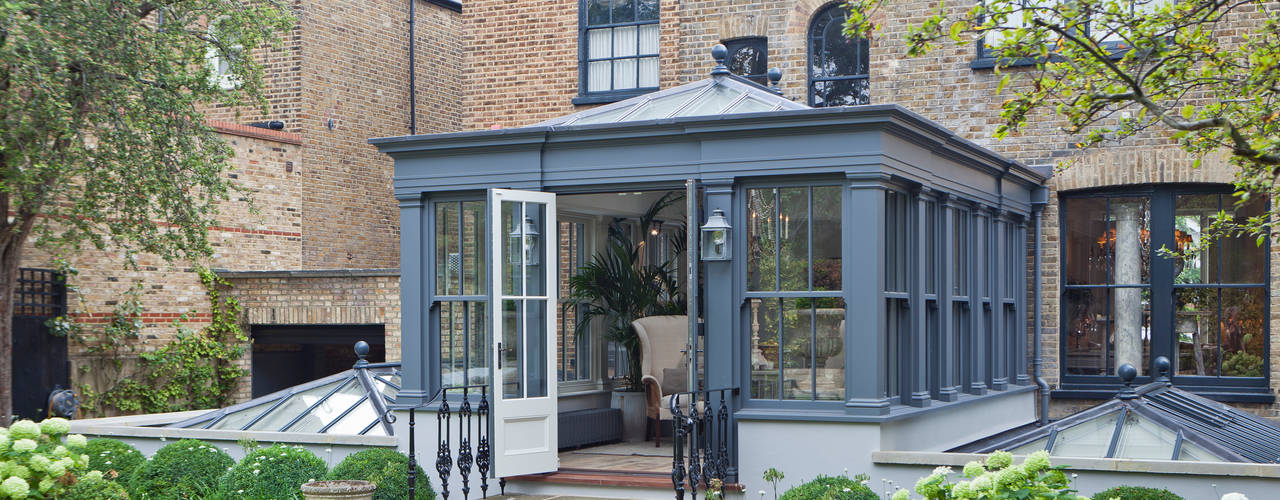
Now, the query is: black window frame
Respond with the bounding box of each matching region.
[722,36,768,85]
[1056,184,1272,403]
[574,0,660,105]
[806,3,870,108]
[970,0,1161,69]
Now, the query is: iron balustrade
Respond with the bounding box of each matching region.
[671,387,738,500]
[385,384,501,500]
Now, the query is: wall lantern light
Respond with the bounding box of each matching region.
[700,209,732,261]
[509,216,540,266]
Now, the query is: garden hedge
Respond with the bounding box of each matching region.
[85,438,146,482]
[778,474,878,500]
[215,444,327,500]
[128,439,233,500]
[1093,485,1185,500]
[64,475,130,500]
[326,448,436,500]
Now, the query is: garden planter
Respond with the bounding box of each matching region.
[300,480,377,500]
[612,390,647,442]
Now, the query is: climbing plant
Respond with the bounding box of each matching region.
[48,267,249,416]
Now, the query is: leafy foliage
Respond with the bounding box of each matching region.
[84,438,145,483]
[843,0,1280,249]
[779,473,878,500]
[1094,485,1185,500]
[898,451,1080,499]
[567,192,686,391]
[215,444,326,500]
[50,268,248,416]
[128,439,233,500]
[63,475,130,500]
[325,448,435,500]
[0,418,91,499]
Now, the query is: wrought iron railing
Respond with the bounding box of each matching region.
[670,387,738,500]
[385,384,500,500]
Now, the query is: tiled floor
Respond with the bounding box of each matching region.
[558,440,672,474]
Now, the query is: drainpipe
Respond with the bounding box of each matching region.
[1032,188,1050,425]
[408,0,417,135]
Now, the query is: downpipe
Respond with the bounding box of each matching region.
[1032,201,1050,426]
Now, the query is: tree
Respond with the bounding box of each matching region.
[844,0,1279,246]
[0,1,293,423]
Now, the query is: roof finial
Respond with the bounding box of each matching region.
[1117,363,1139,399]
[1155,356,1172,386]
[767,67,783,95]
[354,341,370,368]
[711,44,730,76]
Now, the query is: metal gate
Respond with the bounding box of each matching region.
[12,268,68,420]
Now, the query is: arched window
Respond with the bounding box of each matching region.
[807,5,869,107]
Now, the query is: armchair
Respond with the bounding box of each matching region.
[632,315,690,447]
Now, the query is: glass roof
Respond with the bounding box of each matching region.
[956,380,1280,463]
[168,364,400,436]
[536,73,809,127]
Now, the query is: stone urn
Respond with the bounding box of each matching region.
[300,480,377,500]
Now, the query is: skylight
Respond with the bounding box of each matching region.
[537,73,809,127]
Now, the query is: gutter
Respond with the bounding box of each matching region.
[1031,186,1050,425]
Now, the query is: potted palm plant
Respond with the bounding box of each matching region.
[569,193,685,440]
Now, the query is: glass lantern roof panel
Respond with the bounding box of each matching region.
[207,402,273,431]
[326,398,379,435]
[284,379,368,433]
[1051,411,1121,458]
[1178,441,1216,461]
[245,380,346,432]
[572,106,635,125]
[1009,437,1050,455]
[1114,412,1178,460]
[726,95,778,114]
[623,89,703,121]
[673,85,744,118]
[364,424,388,436]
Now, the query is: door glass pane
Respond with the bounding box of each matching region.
[1221,287,1265,377]
[812,186,842,291]
[502,201,521,295]
[502,299,523,398]
[526,300,548,397]
[1218,194,1266,284]
[748,298,780,399]
[779,188,810,291]
[1064,197,1109,285]
[747,188,778,291]
[462,201,486,295]
[1176,288,1219,376]
[1051,411,1120,458]
[1114,412,1177,460]
[524,203,547,297]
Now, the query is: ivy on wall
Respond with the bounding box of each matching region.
[47,267,248,416]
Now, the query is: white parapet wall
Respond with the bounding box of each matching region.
[70,411,398,469]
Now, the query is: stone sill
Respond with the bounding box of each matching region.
[213,268,400,279]
[872,450,1280,479]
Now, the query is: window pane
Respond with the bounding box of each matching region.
[637,0,658,20]
[1112,286,1150,376]
[611,0,634,23]
[612,58,637,90]
[781,299,811,400]
[779,187,810,291]
[468,302,488,384]
[588,61,611,92]
[1218,194,1266,284]
[462,201,485,295]
[587,28,612,59]
[436,202,459,295]
[1175,194,1217,285]
[816,298,845,400]
[1051,411,1121,458]
[638,24,659,55]
[747,188,778,291]
[613,26,637,57]
[749,298,780,399]
[1109,197,1150,285]
[1176,288,1219,376]
[1221,287,1265,377]
[1064,197,1109,285]
[810,79,869,107]
[1114,412,1177,460]
[813,186,842,291]
[638,57,659,88]
[1065,288,1109,375]
[586,0,610,25]
[953,210,968,294]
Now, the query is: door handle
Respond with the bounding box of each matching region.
[497,342,504,370]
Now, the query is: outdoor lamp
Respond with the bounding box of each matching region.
[700,209,731,261]
[509,216,541,266]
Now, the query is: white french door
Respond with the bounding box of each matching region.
[488,188,559,477]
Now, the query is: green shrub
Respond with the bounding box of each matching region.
[1094,485,1185,500]
[85,438,146,481]
[64,474,130,499]
[779,474,877,500]
[0,418,92,498]
[128,439,233,500]
[900,450,1080,500]
[216,444,327,500]
[325,448,435,500]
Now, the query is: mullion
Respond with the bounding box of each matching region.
[1105,197,1112,375]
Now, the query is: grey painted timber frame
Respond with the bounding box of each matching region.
[372,103,1048,420]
